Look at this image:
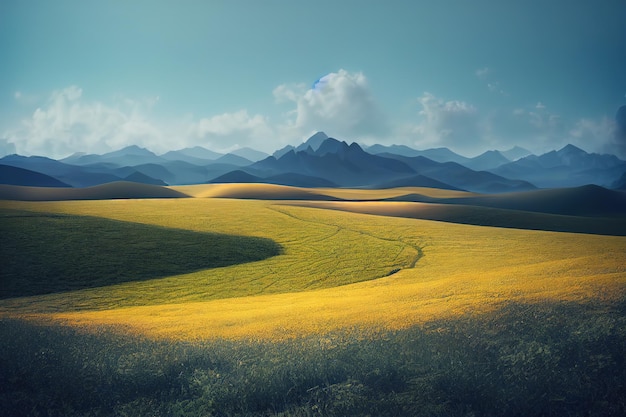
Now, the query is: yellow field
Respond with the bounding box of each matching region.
[1,187,625,341]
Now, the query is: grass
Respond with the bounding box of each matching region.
[0,198,624,339]
[0,199,415,313]
[0,190,624,415]
[0,299,624,416]
[0,208,281,298]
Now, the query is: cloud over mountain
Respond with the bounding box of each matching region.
[4,86,164,158]
[398,93,481,155]
[274,69,388,142]
[2,70,622,159]
[188,110,274,153]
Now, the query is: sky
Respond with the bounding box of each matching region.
[1,0,625,159]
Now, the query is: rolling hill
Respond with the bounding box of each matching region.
[208,170,337,188]
[373,174,463,190]
[0,181,188,201]
[379,184,626,217]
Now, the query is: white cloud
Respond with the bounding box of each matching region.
[5,83,345,158]
[569,117,617,155]
[3,87,276,157]
[274,69,388,142]
[187,110,274,152]
[484,105,566,153]
[0,138,16,156]
[272,83,305,103]
[3,86,166,158]
[399,95,619,156]
[4,77,623,160]
[401,92,481,154]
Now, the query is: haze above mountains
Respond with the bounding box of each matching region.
[1,132,625,193]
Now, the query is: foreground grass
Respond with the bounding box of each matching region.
[1,299,624,416]
[0,208,281,298]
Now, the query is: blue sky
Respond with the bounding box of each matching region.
[1,0,625,158]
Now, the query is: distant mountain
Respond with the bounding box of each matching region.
[273,145,295,159]
[366,144,471,165]
[0,164,71,187]
[5,138,626,193]
[254,138,534,192]
[209,170,262,184]
[378,153,536,193]
[62,145,165,167]
[253,138,415,187]
[501,146,532,161]
[273,132,329,158]
[374,174,464,191]
[161,147,223,164]
[127,163,173,184]
[214,153,253,166]
[155,160,244,185]
[265,172,337,188]
[490,144,626,188]
[0,155,121,187]
[209,170,336,188]
[296,132,328,152]
[365,144,424,157]
[366,144,531,171]
[81,157,246,186]
[409,147,471,165]
[464,150,511,171]
[61,152,88,164]
[230,147,269,162]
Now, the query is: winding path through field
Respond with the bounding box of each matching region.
[1,192,625,340]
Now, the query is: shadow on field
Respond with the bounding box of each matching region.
[0,209,282,298]
[0,299,624,416]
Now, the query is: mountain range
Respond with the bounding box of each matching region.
[1,132,625,193]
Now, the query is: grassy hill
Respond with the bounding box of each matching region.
[1,197,623,336]
[0,187,625,416]
[0,181,188,201]
[0,208,281,298]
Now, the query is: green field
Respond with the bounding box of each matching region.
[1,188,625,416]
[1,208,280,298]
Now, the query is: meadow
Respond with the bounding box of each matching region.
[1,184,625,415]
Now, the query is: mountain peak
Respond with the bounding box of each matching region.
[106,145,156,158]
[121,145,150,153]
[315,137,347,156]
[558,144,586,155]
[501,146,532,161]
[230,147,269,162]
[296,132,329,153]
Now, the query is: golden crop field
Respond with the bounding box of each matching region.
[1,187,625,342]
